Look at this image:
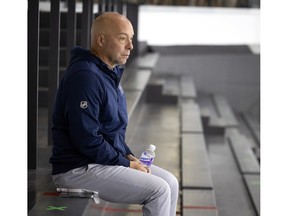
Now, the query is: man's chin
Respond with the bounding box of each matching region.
[119,59,128,65]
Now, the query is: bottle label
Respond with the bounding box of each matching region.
[140,153,154,167]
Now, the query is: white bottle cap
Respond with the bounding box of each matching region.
[148,144,156,152]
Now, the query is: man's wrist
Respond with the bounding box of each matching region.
[126,154,135,161]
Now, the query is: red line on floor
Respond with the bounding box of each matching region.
[93,205,181,215]
[92,205,182,214]
[92,205,142,213]
[183,205,217,210]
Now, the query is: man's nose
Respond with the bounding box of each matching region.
[127,40,133,50]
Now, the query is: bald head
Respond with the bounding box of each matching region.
[90,12,134,68]
[90,12,133,49]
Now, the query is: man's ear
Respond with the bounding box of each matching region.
[97,34,105,47]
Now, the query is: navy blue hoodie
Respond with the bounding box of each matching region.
[50,46,133,175]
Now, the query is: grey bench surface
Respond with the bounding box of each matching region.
[181,133,213,189]
[145,76,179,104]
[228,132,260,174]
[198,93,227,135]
[122,69,151,119]
[124,90,142,120]
[162,76,180,96]
[182,189,218,216]
[180,75,197,98]
[213,94,239,127]
[241,113,260,146]
[131,52,159,69]
[198,93,218,118]
[122,69,151,91]
[243,174,260,216]
[181,100,204,133]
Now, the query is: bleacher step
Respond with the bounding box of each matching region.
[124,90,142,120]
[180,75,197,99]
[162,76,180,96]
[240,113,260,147]
[227,132,260,174]
[181,133,213,189]
[146,76,178,104]
[122,69,151,91]
[131,52,159,69]
[181,100,204,133]
[213,94,239,127]
[198,93,239,135]
[182,189,218,216]
[243,174,260,216]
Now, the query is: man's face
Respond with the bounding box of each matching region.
[102,20,134,68]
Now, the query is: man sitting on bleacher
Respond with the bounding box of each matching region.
[49,12,179,216]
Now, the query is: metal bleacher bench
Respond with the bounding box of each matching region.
[182,189,218,216]
[213,94,239,127]
[198,93,239,136]
[180,75,197,99]
[240,112,260,147]
[179,81,218,216]
[28,53,155,216]
[227,128,260,216]
[181,133,213,189]
[181,100,204,133]
[130,52,159,70]
[227,129,260,174]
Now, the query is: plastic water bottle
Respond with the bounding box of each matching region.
[139,144,156,168]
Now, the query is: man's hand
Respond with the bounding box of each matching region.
[130,161,151,173]
[126,154,140,162]
[127,154,151,173]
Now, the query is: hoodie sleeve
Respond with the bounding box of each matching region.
[62,70,130,167]
[124,143,134,156]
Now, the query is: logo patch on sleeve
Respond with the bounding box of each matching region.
[80,101,88,109]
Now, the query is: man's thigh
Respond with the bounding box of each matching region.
[53,164,167,204]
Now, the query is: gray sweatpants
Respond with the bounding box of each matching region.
[53,164,179,216]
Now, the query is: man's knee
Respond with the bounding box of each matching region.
[170,174,179,191]
[164,173,179,193]
[157,179,171,198]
